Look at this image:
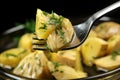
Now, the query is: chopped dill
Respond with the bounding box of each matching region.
[45,44,52,52]
[6,53,17,57]
[52,62,63,69]
[42,11,48,16]
[111,51,120,60]
[49,11,63,27]
[39,23,47,30]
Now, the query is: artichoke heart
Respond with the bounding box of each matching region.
[35,9,74,51]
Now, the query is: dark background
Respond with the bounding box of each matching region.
[0,0,120,33]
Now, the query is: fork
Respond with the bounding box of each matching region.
[32,1,120,50]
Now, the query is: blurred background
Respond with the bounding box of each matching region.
[0,0,120,33]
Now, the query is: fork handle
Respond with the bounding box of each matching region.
[90,1,120,22]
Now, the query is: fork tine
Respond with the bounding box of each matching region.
[32,33,46,44]
[32,44,46,50]
[32,33,38,39]
[32,33,47,50]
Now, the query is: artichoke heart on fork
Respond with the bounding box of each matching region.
[35,9,74,51]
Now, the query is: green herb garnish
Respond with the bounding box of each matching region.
[52,62,63,69]
[45,44,52,52]
[15,19,35,33]
[59,30,66,43]
[59,30,65,39]
[14,19,35,44]
[111,51,120,60]
[51,62,64,73]
[39,23,47,30]
[24,19,35,33]
[42,11,48,16]
[49,11,63,27]
[48,11,67,43]
[6,53,17,57]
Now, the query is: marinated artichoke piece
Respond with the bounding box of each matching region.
[81,37,108,66]
[107,34,120,54]
[35,9,74,51]
[51,49,83,71]
[48,61,87,80]
[35,9,56,40]
[94,54,120,71]
[0,48,30,68]
[94,21,120,39]
[47,18,74,51]
[13,51,52,79]
[18,33,33,51]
